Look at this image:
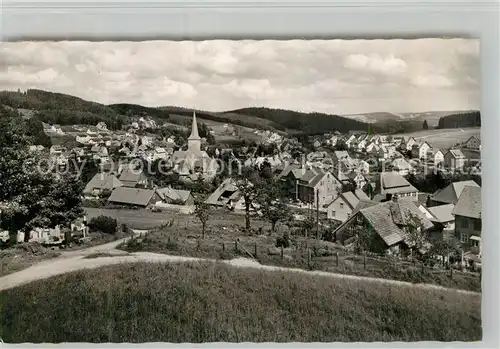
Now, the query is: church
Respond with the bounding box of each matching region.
[171,111,219,181]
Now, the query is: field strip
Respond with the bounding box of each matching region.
[0,250,481,296]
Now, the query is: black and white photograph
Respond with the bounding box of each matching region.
[0,38,481,343]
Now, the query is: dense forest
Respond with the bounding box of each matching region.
[437,111,481,129]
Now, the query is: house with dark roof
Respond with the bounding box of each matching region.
[297,169,342,208]
[452,185,482,253]
[332,197,435,255]
[418,203,456,241]
[430,180,479,206]
[83,172,123,197]
[375,172,418,202]
[463,135,481,151]
[326,189,372,223]
[156,186,194,206]
[107,187,159,208]
[118,167,149,188]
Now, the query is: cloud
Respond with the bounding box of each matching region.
[0,38,480,114]
[411,75,454,88]
[344,53,407,75]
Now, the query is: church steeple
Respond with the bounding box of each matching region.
[187,110,201,153]
[188,110,201,141]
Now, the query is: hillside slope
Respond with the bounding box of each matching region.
[0,262,481,343]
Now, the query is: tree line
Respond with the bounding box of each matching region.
[438,111,481,129]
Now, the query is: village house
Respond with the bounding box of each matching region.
[153,147,167,161]
[204,178,245,210]
[366,142,380,154]
[118,166,149,188]
[76,134,91,144]
[107,187,160,208]
[375,172,419,202]
[462,135,481,151]
[350,172,368,189]
[427,148,444,167]
[418,203,456,241]
[156,186,195,206]
[411,142,431,160]
[430,180,480,206]
[83,172,123,198]
[390,158,414,176]
[405,137,417,151]
[452,185,481,255]
[326,189,372,223]
[443,149,466,171]
[345,135,357,149]
[332,196,435,255]
[96,122,108,131]
[297,168,342,208]
[277,163,307,200]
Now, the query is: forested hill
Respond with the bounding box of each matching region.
[225,107,372,134]
[0,89,127,130]
[438,111,481,129]
[1,89,432,135]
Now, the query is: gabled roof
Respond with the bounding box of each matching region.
[360,198,434,246]
[447,149,465,159]
[452,186,481,219]
[83,173,123,194]
[119,168,146,186]
[427,204,455,223]
[391,158,413,170]
[431,180,479,204]
[379,172,417,195]
[156,187,192,203]
[205,178,239,206]
[108,187,156,207]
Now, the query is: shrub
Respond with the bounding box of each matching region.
[88,216,117,235]
[275,232,290,248]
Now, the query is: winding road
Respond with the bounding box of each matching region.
[0,233,480,296]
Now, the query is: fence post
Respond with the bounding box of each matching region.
[307,248,311,268]
[280,245,284,259]
[363,252,366,270]
[421,262,425,274]
[254,242,257,258]
[222,242,225,253]
[197,239,200,251]
[449,267,453,279]
[168,236,171,244]
[336,252,339,267]
[235,240,238,253]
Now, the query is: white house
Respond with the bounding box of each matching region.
[390,158,414,176]
[418,142,432,160]
[406,137,417,151]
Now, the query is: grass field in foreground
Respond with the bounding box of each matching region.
[0,262,481,343]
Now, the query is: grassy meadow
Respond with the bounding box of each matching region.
[118,211,482,293]
[0,262,481,343]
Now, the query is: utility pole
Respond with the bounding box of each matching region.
[316,189,320,239]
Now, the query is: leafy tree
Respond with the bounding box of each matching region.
[194,199,211,238]
[423,120,429,130]
[232,166,262,231]
[0,107,84,242]
[405,213,429,259]
[256,180,291,235]
[88,215,117,235]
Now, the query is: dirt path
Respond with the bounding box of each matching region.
[0,244,480,296]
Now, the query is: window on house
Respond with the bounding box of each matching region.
[340,203,344,209]
[331,211,336,217]
[460,233,469,244]
[461,218,469,229]
[474,219,482,231]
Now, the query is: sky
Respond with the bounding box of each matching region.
[0,38,480,115]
